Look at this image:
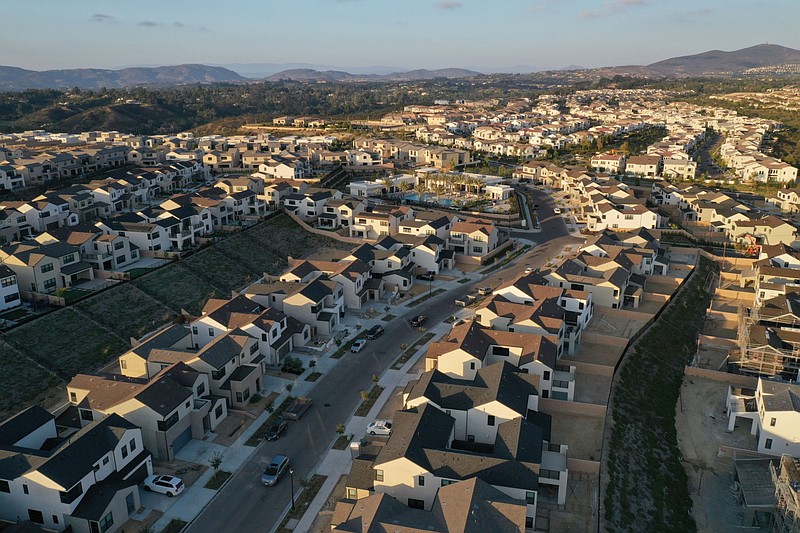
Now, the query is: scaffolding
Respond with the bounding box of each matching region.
[733,304,800,381]
[771,455,800,533]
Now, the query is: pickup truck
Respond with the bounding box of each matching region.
[283,397,312,421]
[454,294,476,307]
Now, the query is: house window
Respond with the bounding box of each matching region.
[408,498,425,510]
[120,360,127,370]
[472,246,483,254]
[347,488,357,499]
[526,517,534,528]
[62,253,76,264]
[43,278,56,290]
[543,370,551,380]
[197,382,206,395]
[96,511,114,533]
[80,409,94,422]
[208,328,215,337]
[23,484,29,494]
[526,491,536,504]
[53,515,59,525]
[212,367,226,380]
[770,417,776,427]
[41,263,54,273]
[114,241,124,250]
[157,412,179,431]
[441,479,454,487]
[130,439,136,452]
[192,326,198,335]
[236,392,243,403]
[28,510,43,524]
[766,438,773,449]
[1,277,15,288]
[102,456,109,465]
[215,404,224,418]
[69,391,77,402]
[469,362,476,370]
[59,482,84,504]
[375,469,384,482]
[488,415,496,426]
[121,445,128,459]
[418,476,425,486]
[0,480,9,492]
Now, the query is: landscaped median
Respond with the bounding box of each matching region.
[391,332,436,370]
[276,474,327,533]
[245,396,294,446]
[602,257,717,531]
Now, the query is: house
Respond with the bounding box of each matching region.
[382,234,455,275]
[585,202,659,232]
[0,264,21,311]
[590,153,626,174]
[0,241,94,294]
[0,407,151,533]
[424,319,573,401]
[544,257,633,309]
[369,403,566,522]
[397,213,453,241]
[728,216,798,247]
[245,278,344,336]
[625,155,662,177]
[281,259,376,310]
[332,477,529,532]
[727,379,800,456]
[447,220,501,261]
[67,362,226,461]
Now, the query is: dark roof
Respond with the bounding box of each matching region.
[71,476,137,521]
[0,405,53,447]
[375,404,454,469]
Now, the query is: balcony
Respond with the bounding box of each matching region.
[84,252,112,261]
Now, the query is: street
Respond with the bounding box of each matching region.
[186,185,582,532]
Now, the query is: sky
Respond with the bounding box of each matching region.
[2,0,800,74]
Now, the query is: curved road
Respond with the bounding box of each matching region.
[187,184,582,533]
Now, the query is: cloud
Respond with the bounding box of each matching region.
[436,1,463,9]
[90,13,117,23]
[580,0,647,19]
[198,26,211,32]
[137,21,163,27]
[173,21,185,28]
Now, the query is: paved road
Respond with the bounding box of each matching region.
[187,185,582,533]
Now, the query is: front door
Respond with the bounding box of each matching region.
[126,492,135,514]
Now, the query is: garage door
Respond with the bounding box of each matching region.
[171,426,192,454]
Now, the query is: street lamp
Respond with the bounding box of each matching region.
[428,272,433,297]
[289,467,295,510]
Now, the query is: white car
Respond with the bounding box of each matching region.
[367,419,393,436]
[553,207,562,214]
[143,475,184,497]
[524,267,534,274]
[351,339,367,353]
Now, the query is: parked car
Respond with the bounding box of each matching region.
[410,315,427,327]
[351,339,367,353]
[365,325,384,339]
[478,287,492,296]
[455,294,476,307]
[143,475,184,497]
[553,207,561,214]
[266,419,288,441]
[262,455,290,486]
[524,267,534,274]
[417,272,435,281]
[367,419,393,436]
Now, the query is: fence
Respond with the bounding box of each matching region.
[683,366,758,388]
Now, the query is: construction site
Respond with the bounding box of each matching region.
[771,455,800,532]
[731,300,800,382]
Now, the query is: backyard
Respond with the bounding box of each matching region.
[133,264,223,316]
[0,341,63,421]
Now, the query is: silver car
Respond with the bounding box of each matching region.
[261,454,290,486]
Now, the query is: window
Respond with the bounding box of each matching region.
[469,362,476,370]
[120,360,127,370]
[375,469,384,482]
[1,277,15,287]
[114,241,125,250]
[53,515,59,525]
[28,510,43,524]
[130,439,136,452]
[197,382,206,396]
[236,392,243,403]
[23,484,29,494]
[526,491,536,504]
[408,498,425,510]
[770,417,777,427]
[121,445,128,459]
[215,404,223,418]
[418,476,425,486]
[157,412,179,431]
[347,488,357,499]
[96,511,114,533]
[102,456,109,465]
[62,253,76,264]
[192,326,198,335]
[543,370,551,380]
[80,409,94,422]
[526,517,534,528]
[488,415,496,426]
[43,278,56,290]
[40,263,54,273]
[69,391,77,402]
[0,480,9,493]
[212,367,226,380]
[185,400,191,409]
[441,479,454,487]
[766,438,773,450]
[208,328,215,337]
[472,246,483,254]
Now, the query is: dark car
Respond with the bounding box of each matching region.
[365,325,384,339]
[417,273,435,281]
[265,419,288,441]
[410,315,427,327]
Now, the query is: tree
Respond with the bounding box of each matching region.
[286,383,294,395]
[336,422,346,435]
[209,451,224,471]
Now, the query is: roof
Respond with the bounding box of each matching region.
[0,405,53,447]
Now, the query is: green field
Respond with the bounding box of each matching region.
[133,264,223,316]
[0,341,63,422]
[76,283,179,342]
[182,247,258,293]
[4,308,128,380]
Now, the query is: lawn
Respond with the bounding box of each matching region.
[5,308,129,379]
[304,372,322,382]
[332,434,352,450]
[204,470,232,490]
[133,263,223,316]
[391,332,436,370]
[76,283,179,342]
[406,288,445,307]
[160,519,187,533]
[603,258,716,532]
[0,340,63,421]
[245,396,294,446]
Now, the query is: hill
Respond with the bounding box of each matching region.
[13,103,183,134]
[264,67,481,82]
[0,64,245,91]
[647,44,800,76]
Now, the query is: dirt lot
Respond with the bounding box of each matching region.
[567,341,625,367]
[584,310,649,340]
[550,413,604,461]
[676,376,760,533]
[701,317,738,338]
[573,368,612,405]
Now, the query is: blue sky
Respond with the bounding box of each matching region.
[2,0,799,73]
